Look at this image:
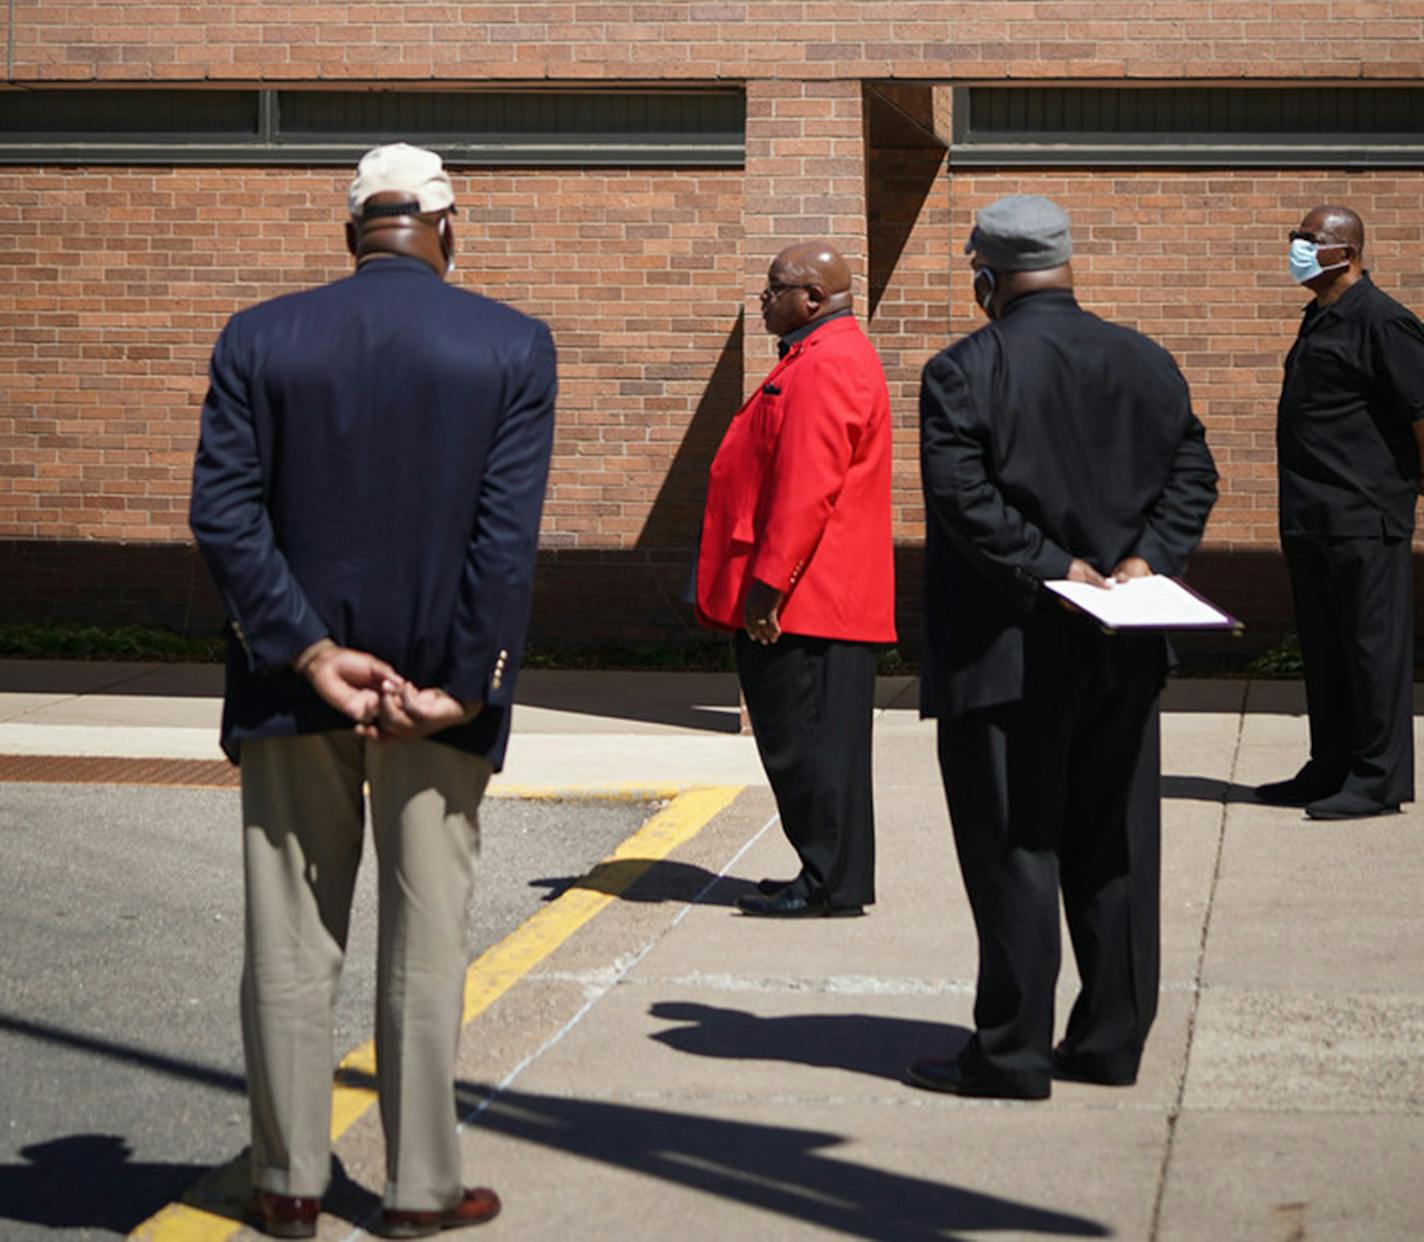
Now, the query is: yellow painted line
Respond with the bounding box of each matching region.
[486,782,686,802]
[127,784,742,1242]
[462,784,741,1023]
[328,1040,380,1138]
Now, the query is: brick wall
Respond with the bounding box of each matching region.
[7,4,1424,651]
[944,168,1424,556]
[743,80,869,384]
[0,163,748,641]
[14,2,1424,83]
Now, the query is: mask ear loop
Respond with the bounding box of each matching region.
[438,215,455,275]
[973,266,998,318]
[1321,241,1353,274]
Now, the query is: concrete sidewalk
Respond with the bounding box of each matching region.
[2,664,1422,1239]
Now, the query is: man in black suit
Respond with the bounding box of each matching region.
[190,143,555,1238]
[909,195,1217,1100]
[1256,204,1424,820]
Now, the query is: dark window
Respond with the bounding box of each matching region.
[0,88,745,166]
[953,86,1424,167]
[0,89,259,138]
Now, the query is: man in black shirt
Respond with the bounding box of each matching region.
[909,195,1217,1099]
[1257,204,1424,820]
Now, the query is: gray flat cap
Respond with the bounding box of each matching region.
[965,194,1072,271]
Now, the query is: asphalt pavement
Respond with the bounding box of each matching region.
[0,662,1420,1241]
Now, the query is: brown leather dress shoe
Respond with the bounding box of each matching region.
[380,1187,502,1238]
[246,1191,320,1239]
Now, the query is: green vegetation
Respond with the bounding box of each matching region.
[0,623,226,662]
[1243,632,1305,678]
[0,625,1321,679]
[0,627,921,674]
[521,640,738,672]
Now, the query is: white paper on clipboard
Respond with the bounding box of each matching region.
[1045,575,1239,632]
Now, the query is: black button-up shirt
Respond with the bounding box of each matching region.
[778,306,853,358]
[1277,273,1424,538]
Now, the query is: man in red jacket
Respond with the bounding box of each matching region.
[697,240,896,917]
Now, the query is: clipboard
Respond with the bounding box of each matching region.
[1045,575,1243,635]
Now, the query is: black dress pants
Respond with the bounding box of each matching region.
[936,626,1163,1095]
[1283,533,1414,806]
[735,632,877,907]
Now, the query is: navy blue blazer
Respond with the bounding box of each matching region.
[190,255,556,769]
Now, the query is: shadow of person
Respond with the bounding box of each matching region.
[648,1001,969,1082]
[529,859,760,907]
[0,1134,380,1236]
[1160,775,1261,803]
[513,670,744,734]
[456,1082,1109,1240]
[0,1134,209,1233]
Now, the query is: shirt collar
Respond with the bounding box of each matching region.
[778,308,854,357]
[998,288,1080,319]
[1301,271,1373,332]
[354,254,442,279]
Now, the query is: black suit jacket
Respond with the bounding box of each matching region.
[190,255,556,768]
[919,290,1217,718]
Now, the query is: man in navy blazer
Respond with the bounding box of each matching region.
[190,144,555,1239]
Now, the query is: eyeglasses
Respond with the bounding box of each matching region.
[760,282,810,302]
[1289,229,1346,247]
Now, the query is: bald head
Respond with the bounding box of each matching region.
[759,240,854,337]
[775,241,851,297]
[1303,204,1365,254]
[1293,204,1366,305]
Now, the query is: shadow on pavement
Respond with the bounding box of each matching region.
[0,1012,245,1094]
[458,1082,1109,1240]
[649,1002,970,1084]
[530,858,761,907]
[0,1134,377,1236]
[0,1135,206,1234]
[0,660,225,698]
[1161,774,1262,803]
[514,670,744,734]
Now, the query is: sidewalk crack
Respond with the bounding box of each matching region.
[1148,677,1246,1238]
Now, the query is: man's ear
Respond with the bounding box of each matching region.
[345,221,358,258]
[804,282,827,310]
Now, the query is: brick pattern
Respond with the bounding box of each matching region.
[864,84,953,543]
[15,2,1424,83]
[944,170,1424,554]
[743,79,868,384]
[0,166,744,558]
[0,753,239,786]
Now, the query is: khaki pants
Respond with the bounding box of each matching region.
[239,730,491,1210]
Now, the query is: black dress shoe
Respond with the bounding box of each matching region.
[736,889,863,918]
[1255,775,1337,807]
[756,876,800,895]
[1051,1043,1138,1087]
[246,1191,320,1239]
[1305,791,1401,820]
[903,1055,1049,1101]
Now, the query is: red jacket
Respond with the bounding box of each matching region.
[697,315,896,643]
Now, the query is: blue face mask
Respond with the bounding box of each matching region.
[1289,237,1348,285]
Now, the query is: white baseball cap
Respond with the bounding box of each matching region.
[348,143,455,217]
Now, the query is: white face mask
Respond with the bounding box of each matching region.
[1289,237,1349,285]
